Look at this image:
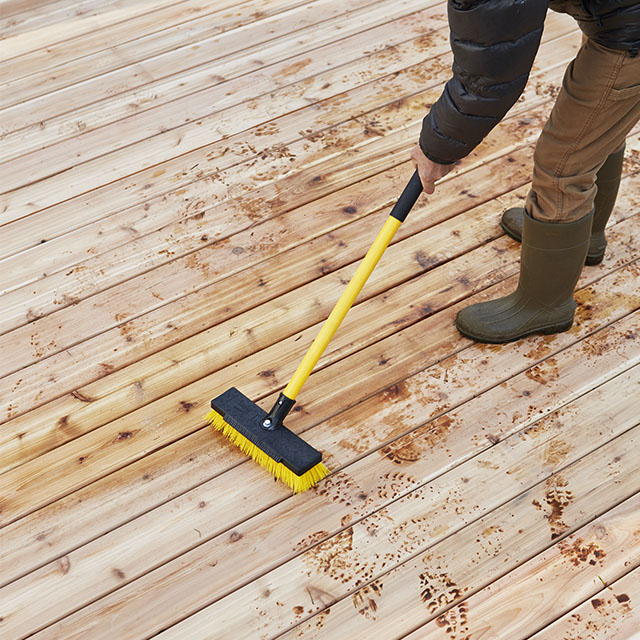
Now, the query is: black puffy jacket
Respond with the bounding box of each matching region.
[419,0,640,165]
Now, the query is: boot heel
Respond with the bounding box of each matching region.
[585,251,605,266]
[540,319,574,335]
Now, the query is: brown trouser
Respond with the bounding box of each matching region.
[526,36,640,223]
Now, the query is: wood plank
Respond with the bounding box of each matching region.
[0,15,578,262]
[0,0,428,147]
[0,0,77,22]
[401,497,640,640]
[0,0,314,85]
[0,0,132,33]
[526,567,640,640]
[278,474,640,640]
[148,423,640,640]
[1,255,638,586]
[20,375,640,638]
[0,0,177,36]
[0,0,264,64]
[1,174,638,473]
[3,8,576,222]
[0,2,448,198]
[0,141,538,407]
[0,89,571,335]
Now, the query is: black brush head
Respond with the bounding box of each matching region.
[211,387,322,476]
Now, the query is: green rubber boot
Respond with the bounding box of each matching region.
[501,144,625,265]
[455,210,593,343]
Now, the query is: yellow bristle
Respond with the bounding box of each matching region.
[206,410,330,493]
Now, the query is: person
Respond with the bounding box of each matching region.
[410,0,640,344]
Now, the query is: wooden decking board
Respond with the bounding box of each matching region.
[0,141,543,414]
[2,3,639,638]
[402,496,640,640]
[0,28,580,303]
[526,566,640,640]
[0,16,576,262]
[0,3,449,195]
[0,0,431,150]
[15,331,640,638]
[147,418,640,639]
[0,0,69,22]
[0,0,142,35]
[0,0,256,66]
[0,0,320,88]
[1,175,638,475]
[2,258,638,587]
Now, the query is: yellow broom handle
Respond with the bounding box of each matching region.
[284,171,423,400]
[284,216,401,399]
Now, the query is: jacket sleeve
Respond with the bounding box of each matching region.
[419,0,550,164]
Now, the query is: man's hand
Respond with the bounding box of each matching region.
[410,145,455,194]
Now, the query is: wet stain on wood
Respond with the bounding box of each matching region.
[557,537,606,567]
[414,250,438,270]
[295,530,329,552]
[419,567,469,638]
[379,440,421,465]
[352,579,383,619]
[303,528,354,583]
[532,474,574,539]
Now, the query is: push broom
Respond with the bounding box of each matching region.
[207,171,424,493]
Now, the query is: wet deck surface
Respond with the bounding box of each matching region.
[1,1,639,638]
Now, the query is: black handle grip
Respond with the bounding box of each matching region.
[389,170,423,223]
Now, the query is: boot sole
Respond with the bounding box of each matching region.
[585,252,604,266]
[501,220,605,266]
[455,319,574,344]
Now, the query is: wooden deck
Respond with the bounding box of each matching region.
[1,1,639,638]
